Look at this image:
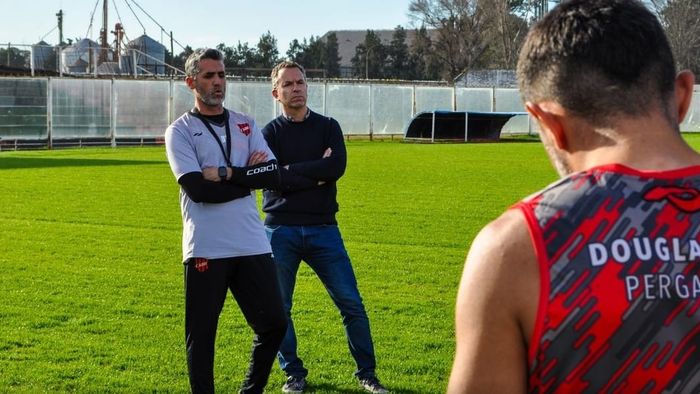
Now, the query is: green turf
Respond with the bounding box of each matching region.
[0,134,698,393]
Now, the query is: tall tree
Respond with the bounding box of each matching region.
[216,43,236,68]
[231,42,256,67]
[300,36,326,70]
[254,31,280,68]
[286,39,305,63]
[323,33,341,77]
[408,26,440,80]
[0,46,30,68]
[387,26,411,79]
[351,30,386,79]
[172,46,193,70]
[481,0,528,69]
[409,0,489,80]
[650,0,700,76]
[285,35,338,77]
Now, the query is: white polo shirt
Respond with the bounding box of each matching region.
[165,109,274,261]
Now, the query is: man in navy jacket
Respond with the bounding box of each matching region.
[261,61,388,394]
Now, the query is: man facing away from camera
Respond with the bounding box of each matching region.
[165,48,287,394]
[448,0,700,392]
[260,60,388,394]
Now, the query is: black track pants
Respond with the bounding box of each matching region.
[184,253,287,394]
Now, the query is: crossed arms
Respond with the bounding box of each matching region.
[179,151,278,203]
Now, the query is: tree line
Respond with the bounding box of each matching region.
[163,0,700,81]
[4,0,700,81]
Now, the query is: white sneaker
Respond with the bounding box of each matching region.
[282,376,306,393]
[359,376,388,394]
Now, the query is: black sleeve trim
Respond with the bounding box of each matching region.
[178,172,252,203]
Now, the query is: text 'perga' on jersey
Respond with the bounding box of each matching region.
[516,164,700,393]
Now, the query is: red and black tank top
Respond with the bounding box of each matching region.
[517,164,700,393]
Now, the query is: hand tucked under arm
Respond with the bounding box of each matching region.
[278,166,324,191]
[287,134,346,181]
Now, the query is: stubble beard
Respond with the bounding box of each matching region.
[544,142,573,177]
[197,86,225,108]
[540,131,573,177]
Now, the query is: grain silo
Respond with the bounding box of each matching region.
[61,38,100,74]
[122,34,166,75]
[31,41,57,71]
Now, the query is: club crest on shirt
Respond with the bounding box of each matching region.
[643,185,700,213]
[237,123,251,136]
[194,258,208,272]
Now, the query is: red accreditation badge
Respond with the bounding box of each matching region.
[237,123,251,136]
[194,258,209,272]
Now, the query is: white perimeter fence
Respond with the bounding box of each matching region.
[1,77,700,149]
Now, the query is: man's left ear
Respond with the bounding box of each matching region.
[185,75,195,90]
[675,70,695,124]
[525,101,569,151]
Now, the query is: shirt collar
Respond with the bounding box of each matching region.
[284,108,311,122]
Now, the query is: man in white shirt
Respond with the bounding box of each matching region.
[165,48,286,394]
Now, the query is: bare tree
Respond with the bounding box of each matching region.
[482,0,529,69]
[409,0,489,80]
[650,0,700,75]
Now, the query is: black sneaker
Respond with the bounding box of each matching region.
[358,376,388,394]
[282,376,306,393]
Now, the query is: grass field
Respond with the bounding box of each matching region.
[1,135,699,393]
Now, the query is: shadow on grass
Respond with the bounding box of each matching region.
[307,382,424,394]
[0,156,165,170]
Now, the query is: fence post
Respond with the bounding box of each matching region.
[47,77,53,149]
[322,81,327,116]
[58,46,63,77]
[411,85,417,118]
[168,79,174,125]
[452,84,456,111]
[111,79,117,147]
[30,46,35,77]
[368,83,373,141]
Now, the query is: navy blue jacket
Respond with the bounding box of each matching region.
[261,110,346,225]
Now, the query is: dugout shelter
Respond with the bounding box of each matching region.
[404,111,528,142]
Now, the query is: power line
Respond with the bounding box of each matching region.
[85,0,101,40]
[128,0,187,51]
[121,0,146,35]
[39,25,58,43]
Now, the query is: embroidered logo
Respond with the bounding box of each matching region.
[194,258,209,272]
[643,185,700,213]
[237,123,251,136]
[193,131,203,136]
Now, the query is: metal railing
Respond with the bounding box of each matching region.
[1,76,699,150]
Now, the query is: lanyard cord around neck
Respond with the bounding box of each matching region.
[193,109,232,167]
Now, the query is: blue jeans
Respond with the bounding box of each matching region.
[265,224,377,379]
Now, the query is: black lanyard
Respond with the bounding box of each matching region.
[193,109,232,166]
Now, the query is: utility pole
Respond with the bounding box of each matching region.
[56,10,64,46]
[99,0,108,63]
[170,31,174,75]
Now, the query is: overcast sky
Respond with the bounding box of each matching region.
[0,0,415,53]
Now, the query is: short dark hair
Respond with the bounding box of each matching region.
[271,60,306,87]
[185,48,224,77]
[517,0,677,125]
